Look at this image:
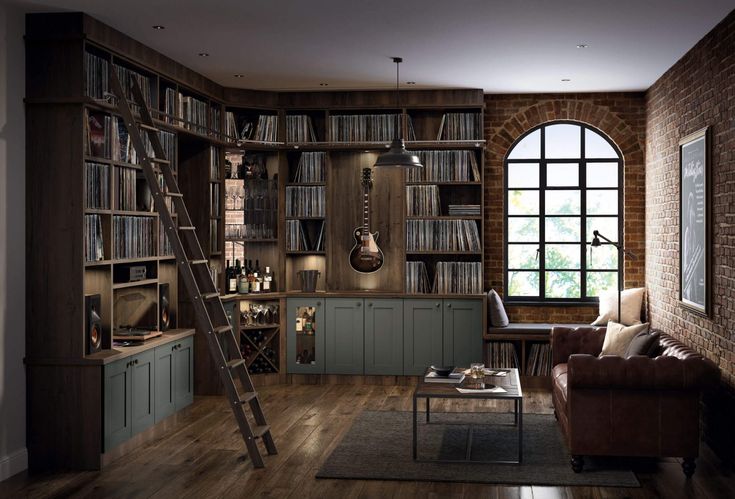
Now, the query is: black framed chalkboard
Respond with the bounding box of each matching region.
[679,127,710,316]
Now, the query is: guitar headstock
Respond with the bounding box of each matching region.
[361,167,373,188]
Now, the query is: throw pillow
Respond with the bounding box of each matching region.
[592,287,645,326]
[487,289,509,327]
[624,330,660,358]
[600,321,650,357]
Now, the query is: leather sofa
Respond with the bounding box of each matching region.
[551,326,719,477]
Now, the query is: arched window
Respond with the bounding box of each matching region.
[504,121,622,302]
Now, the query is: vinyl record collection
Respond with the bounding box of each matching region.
[405,220,481,252]
[432,262,482,294]
[113,63,153,109]
[447,204,481,216]
[159,222,173,256]
[85,111,111,158]
[406,185,440,217]
[436,112,482,141]
[406,150,480,182]
[171,91,208,134]
[84,214,105,262]
[84,51,109,100]
[85,162,109,209]
[487,342,519,369]
[286,186,325,217]
[210,183,220,217]
[113,216,154,259]
[286,220,325,251]
[210,105,221,135]
[115,166,138,211]
[526,343,552,376]
[286,115,317,142]
[405,261,431,293]
[210,146,221,180]
[293,152,326,183]
[327,114,416,142]
[210,220,219,253]
[255,115,279,142]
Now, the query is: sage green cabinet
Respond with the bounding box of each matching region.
[173,337,194,409]
[403,299,444,375]
[442,299,483,367]
[104,357,132,452]
[364,299,403,375]
[154,343,176,423]
[325,298,364,374]
[287,298,325,374]
[131,349,155,435]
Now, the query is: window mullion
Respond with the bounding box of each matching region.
[580,127,587,299]
[539,126,546,300]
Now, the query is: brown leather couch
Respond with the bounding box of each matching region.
[551,326,719,477]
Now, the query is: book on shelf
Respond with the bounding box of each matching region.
[113,216,154,259]
[405,261,431,293]
[447,204,481,216]
[84,51,109,100]
[432,262,482,294]
[286,115,317,142]
[406,185,440,217]
[285,186,325,218]
[327,114,416,142]
[406,150,480,183]
[286,220,325,251]
[487,342,519,369]
[85,162,109,209]
[293,152,326,183]
[526,343,552,376]
[84,214,105,262]
[436,113,482,141]
[405,219,481,252]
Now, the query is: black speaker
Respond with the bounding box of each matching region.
[85,294,103,354]
[159,283,174,331]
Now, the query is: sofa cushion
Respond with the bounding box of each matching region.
[600,321,649,357]
[552,363,569,402]
[487,289,509,327]
[624,330,660,358]
[592,287,645,326]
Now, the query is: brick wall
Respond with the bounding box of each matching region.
[483,93,647,322]
[646,9,735,459]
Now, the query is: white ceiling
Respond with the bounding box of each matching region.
[14,0,735,92]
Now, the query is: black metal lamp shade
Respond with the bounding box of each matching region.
[373,138,423,168]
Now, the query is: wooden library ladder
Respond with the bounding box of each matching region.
[108,70,277,468]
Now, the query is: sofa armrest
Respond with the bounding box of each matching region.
[551,326,606,366]
[567,354,720,390]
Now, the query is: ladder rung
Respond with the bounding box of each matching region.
[190,259,208,265]
[167,192,184,198]
[179,226,196,231]
[138,123,159,132]
[227,359,246,369]
[150,158,171,164]
[251,425,270,439]
[202,292,220,300]
[214,325,232,334]
[239,392,258,404]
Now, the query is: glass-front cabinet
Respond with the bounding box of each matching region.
[287,298,325,374]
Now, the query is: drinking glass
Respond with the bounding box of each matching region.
[470,363,485,380]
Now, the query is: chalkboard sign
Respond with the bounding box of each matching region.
[679,127,709,315]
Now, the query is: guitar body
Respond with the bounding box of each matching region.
[349,228,384,273]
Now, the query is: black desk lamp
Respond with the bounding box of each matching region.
[591,230,638,323]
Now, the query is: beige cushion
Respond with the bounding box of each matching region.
[592,287,645,326]
[600,321,650,357]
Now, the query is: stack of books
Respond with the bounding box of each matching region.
[424,368,465,384]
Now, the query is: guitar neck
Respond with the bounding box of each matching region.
[362,183,370,237]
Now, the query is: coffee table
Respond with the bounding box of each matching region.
[412,367,523,464]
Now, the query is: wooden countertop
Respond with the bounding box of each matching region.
[219,291,486,300]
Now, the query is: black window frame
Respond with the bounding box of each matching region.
[503,120,624,304]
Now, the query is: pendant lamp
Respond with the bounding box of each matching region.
[373,57,423,169]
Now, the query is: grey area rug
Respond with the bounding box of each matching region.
[316,411,640,487]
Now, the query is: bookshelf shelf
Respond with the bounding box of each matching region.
[112,278,159,290]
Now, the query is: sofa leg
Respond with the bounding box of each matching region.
[571,455,584,473]
[682,458,696,478]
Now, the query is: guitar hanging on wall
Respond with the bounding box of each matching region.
[349,168,385,273]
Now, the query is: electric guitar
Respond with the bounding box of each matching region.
[349,168,384,273]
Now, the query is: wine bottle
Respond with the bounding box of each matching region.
[252,259,261,293]
[263,266,273,292]
[226,260,237,294]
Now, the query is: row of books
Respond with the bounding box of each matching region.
[448,204,481,216]
[407,150,480,182]
[285,186,325,218]
[436,113,482,141]
[406,219,481,252]
[286,220,325,251]
[292,152,326,183]
[327,114,416,142]
[433,262,483,294]
[406,185,440,217]
[286,115,317,143]
[85,214,105,262]
[162,88,208,134]
[113,216,155,259]
[85,162,110,209]
[116,167,140,212]
[526,343,552,376]
[406,261,432,294]
[486,342,519,369]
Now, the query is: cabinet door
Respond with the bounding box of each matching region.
[443,299,483,368]
[104,358,131,451]
[174,337,194,409]
[154,343,176,422]
[131,349,155,435]
[325,298,364,374]
[364,298,403,375]
[403,299,444,375]
[287,298,325,374]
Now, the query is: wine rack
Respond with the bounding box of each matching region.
[236,299,281,375]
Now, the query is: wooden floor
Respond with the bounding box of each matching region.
[2,384,735,498]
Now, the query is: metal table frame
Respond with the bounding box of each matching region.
[412,368,523,464]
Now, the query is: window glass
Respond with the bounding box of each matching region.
[508,190,540,215]
[547,163,579,187]
[508,217,539,242]
[508,130,541,159]
[585,128,618,158]
[508,244,539,269]
[545,124,581,158]
[507,163,539,188]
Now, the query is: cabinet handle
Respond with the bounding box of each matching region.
[317,301,321,306]
[178,343,182,348]
[435,303,440,308]
[356,302,361,307]
[447,303,452,308]
[368,302,373,307]
[134,359,138,365]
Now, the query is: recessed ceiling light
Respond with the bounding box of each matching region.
[406,81,416,85]
[561,78,571,82]
[576,44,588,49]
[198,52,210,57]
[234,74,245,78]
[319,83,329,86]
[152,25,165,30]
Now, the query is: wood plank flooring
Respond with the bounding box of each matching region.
[2,384,734,498]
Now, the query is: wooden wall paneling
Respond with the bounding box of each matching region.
[158,261,179,329]
[84,267,113,349]
[113,285,158,330]
[286,255,327,292]
[278,89,484,110]
[25,38,85,100]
